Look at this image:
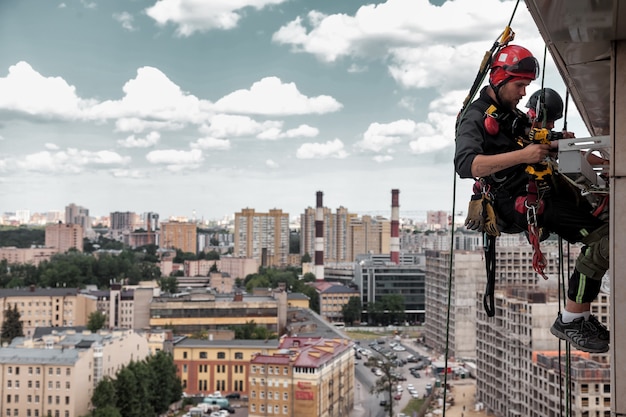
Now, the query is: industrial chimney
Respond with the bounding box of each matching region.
[391,189,400,264]
[314,191,325,281]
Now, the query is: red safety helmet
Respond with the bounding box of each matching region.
[489,45,539,89]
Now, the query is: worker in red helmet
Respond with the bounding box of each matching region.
[455,45,609,354]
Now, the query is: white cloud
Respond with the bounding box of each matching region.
[113,12,137,31]
[373,155,393,163]
[0,62,96,119]
[273,0,542,90]
[45,143,59,150]
[114,117,185,133]
[257,124,319,140]
[266,159,279,168]
[111,169,145,178]
[357,119,417,152]
[213,76,342,115]
[296,138,348,159]
[15,148,130,174]
[200,114,282,138]
[145,148,204,172]
[89,66,212,123]
[145,0,288,36]
[117,131,161,148]
[191,137,231,150]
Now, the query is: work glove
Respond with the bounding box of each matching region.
[483,194,500,237]
[465,194,484,231]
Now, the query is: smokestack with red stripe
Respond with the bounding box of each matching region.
[314,191,325,280]
[391,189,400,264]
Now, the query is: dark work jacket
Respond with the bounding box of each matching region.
[454,87,530,196]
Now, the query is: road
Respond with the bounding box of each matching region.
[351,334,439,417]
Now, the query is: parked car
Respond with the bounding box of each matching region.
[379,399,388,406]
[393,392,402,400]
[225,393,240,400]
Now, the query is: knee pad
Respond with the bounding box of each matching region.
[577,224,609,280]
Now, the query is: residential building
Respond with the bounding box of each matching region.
[184,257,258,279]
[64,203,90,234]
[300,206,356,263]
[234,208,289,267]
[45,223,84,253]
[0,287,96,338]
[349,215,390,261]
[173,338,281,396]
[109,211,141,235]
[287,293,310,309]
[0,328,151,417]
[423,250,483,360]
[426,210,450,230]
[248,336,355,417]
[0,247,58,266]
[161,221,197,254]
[86,283,154,330]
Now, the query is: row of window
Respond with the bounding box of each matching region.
[251,379,289,388]
[6,409,70,417]
[250,390,289,400]
[7,380,70,390]
[249,404,288,414]
[250,366,288,375]
[192,379,245,392]
[183,351,244,360]
[6,367,70,377]
[6,394,70,405]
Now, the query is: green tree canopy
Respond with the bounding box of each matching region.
[341,296,362,325]
[1,304,23,344]
[87,311,107,332]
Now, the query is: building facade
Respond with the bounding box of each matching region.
[234,209,289,267]
[44,223,84,253]
[0,247,58,266]
[173,338,280,396]
[0,288,96,338]
[161,221,197,254]
[248,336,355,417]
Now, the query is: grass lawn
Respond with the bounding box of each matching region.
[402,398,425,416]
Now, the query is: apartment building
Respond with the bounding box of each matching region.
[300,206,356,263]
[0,288,96,338]
[234,208,289,267]
[349,215,390,262]
[149,290,288,335]
[183,257,258,279]
[423,250,483,360]
[161,221,197,254]
[0,247,58,266]
[0,328,151,417]
[248,336,355,417]
[173,338,280,396]
[44,223,83,253]
[427,238,610,417]
[64,204,90,234]
[86,283,153,330]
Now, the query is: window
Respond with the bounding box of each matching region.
[56,368,60,375]
[283,367,288,375]
[66,369,70,376]
[65,382,70,390]
[183,351,188,359]
[283,405,288,414]
[235,352,243,360]
[274,405,279,414]
[7,367,12,375]
[199,352,207,359]
[217,352,226,359]
[251,391,256,399]
[283,392,288,400]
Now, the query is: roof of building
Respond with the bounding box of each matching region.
[174,338,281,349]
[32,326,88,339]
[287,292,310,300]
[286,307,349,340]
[320,285,358,295]
[250,355,290,365]
[0,287,80,297]
[0,347,80,365]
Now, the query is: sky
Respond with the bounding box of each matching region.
[0,0,589,222]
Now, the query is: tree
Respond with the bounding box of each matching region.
[301,253,312,263]
[366,353,401,417]
[146,351,182,413]
[382,294,406,324]
[159,276,178,294]
[1,304,23,343]
[92,376,117,409]
[87,311,107,332]
[367,301,385,325]
[114,367,143,417]
[341,296,362,325]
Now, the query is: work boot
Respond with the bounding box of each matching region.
[550,313,609,353]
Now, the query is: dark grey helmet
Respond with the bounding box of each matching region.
[525,87,564,121]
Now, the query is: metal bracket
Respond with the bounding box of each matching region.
[557,135,610,190]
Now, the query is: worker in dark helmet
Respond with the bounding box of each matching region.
[455,45,610,353]
[526,87,563,129]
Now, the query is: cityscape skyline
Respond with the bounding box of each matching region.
[0,0,589,221]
